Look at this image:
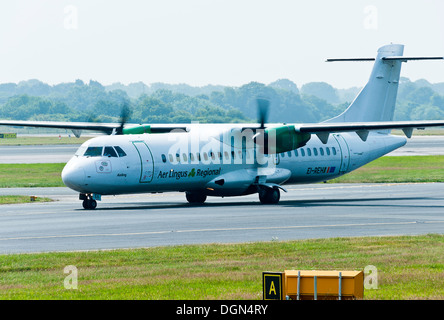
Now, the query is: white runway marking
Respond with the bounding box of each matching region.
[1,220,442,242]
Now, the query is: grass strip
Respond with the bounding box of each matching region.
[330,155,444,183]
[0,235,442,300]
[0,195,53,204]
[0,163,65,188]
[0,136,90,146]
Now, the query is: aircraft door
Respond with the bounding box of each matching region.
[333,134,350,173]
[132,141,154,183]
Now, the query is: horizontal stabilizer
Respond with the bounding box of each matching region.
[327,56,443,62]
[326,58,375,62]
[382,56,444,61]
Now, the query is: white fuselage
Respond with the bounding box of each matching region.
[61,124,407,198]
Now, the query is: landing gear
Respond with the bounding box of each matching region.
[82,199,97,210]
[185,191,207,204]
[79,193,100,210]
[258,187,280,204]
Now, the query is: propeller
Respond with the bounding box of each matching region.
[253,97,270,153]
[115,102,131,135]
[256,97,269,129]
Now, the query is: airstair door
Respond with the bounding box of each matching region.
[333,134,350,173]
[132,141,154,183]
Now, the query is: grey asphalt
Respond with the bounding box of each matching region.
[0,183,443,254]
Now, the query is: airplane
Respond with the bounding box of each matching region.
[1,43,444,210]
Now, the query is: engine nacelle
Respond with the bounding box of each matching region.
[122,125,187,135]
[122,125,152,135]
[255,125,311,154]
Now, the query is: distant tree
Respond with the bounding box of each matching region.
[269,79,299,94]
[431,94,444,111]
[406,86,435,105]
[301,82,339,104]
[411,105,444,120]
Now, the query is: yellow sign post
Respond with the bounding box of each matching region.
[262,272,283,300]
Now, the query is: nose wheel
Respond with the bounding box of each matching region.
[79,193,100,210]
[82,199,97,210]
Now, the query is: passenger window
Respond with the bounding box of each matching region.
[224,151,229,160]
[189,153,195,162]
[176,153,180,162]
[84,146,103,157]
[104,146,118,158]
[320,148,324,156]
[332,147,337,156]
[300,149,305,157]
[114,146,127,157]
[294,149,298,157]
[307,148,312,156]
[203,153,209,161]
[169,154,173,162]
[161,154,167,163]
[182,153,187,162]
[313,148,318,156]
[287,151,292,157]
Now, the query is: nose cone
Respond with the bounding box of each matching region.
[62,162,86,192]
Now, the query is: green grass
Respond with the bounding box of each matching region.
[0,163,65,188]
[0,136,90,146]
[330,155,444,183]
[0,195,53,204]
[0,235,442,300]
[392,129,444,136]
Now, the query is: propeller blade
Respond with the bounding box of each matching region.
[116,103,131,135]
[257,98,269,129]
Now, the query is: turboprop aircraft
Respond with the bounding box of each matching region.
[1,43,444,209]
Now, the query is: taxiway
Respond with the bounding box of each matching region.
[0,183,443,254]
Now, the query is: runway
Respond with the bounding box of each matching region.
[0,183,443,254]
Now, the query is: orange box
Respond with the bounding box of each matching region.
[284,270,364,300]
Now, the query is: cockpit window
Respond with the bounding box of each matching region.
[104,146,118,158]
[84,146,103,157]
[114,146,127,157]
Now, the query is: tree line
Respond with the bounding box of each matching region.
[0,77,443,125]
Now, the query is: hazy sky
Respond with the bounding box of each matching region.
[1,0,443,89]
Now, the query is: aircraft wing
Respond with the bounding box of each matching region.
[0,120,118,134]
[295,120,444,143]
[0,120,188,137]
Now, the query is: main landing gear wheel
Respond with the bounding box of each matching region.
[82,199,97,210]
[185,192,207,204]
[259,187,280,204]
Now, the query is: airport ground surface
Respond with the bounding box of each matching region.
[0,135,443,254]
[0,183,443,254]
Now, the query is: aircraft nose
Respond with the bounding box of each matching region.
[62,163,86,191]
